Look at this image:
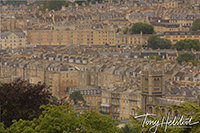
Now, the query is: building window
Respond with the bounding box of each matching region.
[132,109,135,115]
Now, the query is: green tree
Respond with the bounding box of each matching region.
[192,19,200,31]
[5,1,27,6]
[123,27,128,34]
[135,45,142,50]
[171,39,200,51]
[188,60,200,66]
[69,91,86,104]
[0,79,51,128]
[147,35,172,49]
[148,55,163,62]
[0,123,5,133]
[129,22,154,34]
[176,53,195,64]
[0,80,4,87]
[51,96,58,104]
[119,124,137,133]
[78,109,119,133]
[39,1,69,11]
[168,101,200,133]
[38,0,106,11]
[5,104,119,133]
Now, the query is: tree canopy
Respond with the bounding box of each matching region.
[3,104,119,133]
[147,35,172,49]
[176,53,195,64]
[188,60,200,66]
[0,80,4,87]
[69,91,86,104]
[0,79,51,128]
[148,55,163,62]
[171,39,200,51]
[122,27,128,34]
[3,1,27,6]
[38,0,105,11]
[129,22,154,34]
[192,19,200,31]
[168,101,200,133]
[39,1,69,11]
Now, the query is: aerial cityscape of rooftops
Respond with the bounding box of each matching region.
[1,0,200,132]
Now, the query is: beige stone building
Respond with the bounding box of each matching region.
[0,31,27,49]
[45,63,79,95]
[151,22,180,32]
[116,32,150,47]
[162,31,200,44]
[27,29,116,46]
[162,0,179,8]
[69,86,102,110]
[101,88,142,120]
[0,56,79,96]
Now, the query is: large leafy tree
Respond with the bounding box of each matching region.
[123,27,128,34]
[148,55,163,61]
[38,0,105,11]
[4,104,119,133]
[69,91,86,104]
[4,1,27,6]
[147,35,172,49]
[171,39,200,51]
[0,80,4,87]
[118,124,139,133]
[0,123,5,133]
[176,53,195,64]
[39,1,70,11]
[168,101,200,133]
[129,22,154,34]
[192,19,200,31]
[188,60,200,66]
[0,79,51,128]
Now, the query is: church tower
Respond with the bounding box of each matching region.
[141,60,165,113]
